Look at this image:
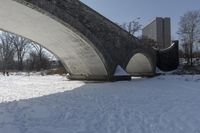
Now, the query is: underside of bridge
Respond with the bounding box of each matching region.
[0,0,110,80]
[0,0,158,80]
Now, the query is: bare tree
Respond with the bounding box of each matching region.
[29,43,50,71]
[0,32,15,71]
[120,23,127,31]
[178,10,200,66]
[120,18,142,36]
[0,31,58,72]
[13,35,31,70]
[127,20,142,35]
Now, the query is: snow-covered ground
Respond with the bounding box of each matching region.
[0,74,200,133]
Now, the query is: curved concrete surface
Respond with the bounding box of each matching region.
[126,53,154,76]
[0,0,159,80]
[0,0,108,80]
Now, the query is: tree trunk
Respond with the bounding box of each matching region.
[185,43,190,65]
[190,42,193,66]
[18,58,23,71]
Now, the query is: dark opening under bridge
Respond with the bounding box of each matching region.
[0,0,179,80]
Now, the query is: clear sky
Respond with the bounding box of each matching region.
[80,0,200,39]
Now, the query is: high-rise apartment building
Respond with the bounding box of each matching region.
[142,17,171,49]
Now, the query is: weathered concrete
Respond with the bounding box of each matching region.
[0,0,158,80]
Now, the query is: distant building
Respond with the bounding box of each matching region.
[142,17,171,49]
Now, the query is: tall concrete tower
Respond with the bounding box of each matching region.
[142,17,171,49]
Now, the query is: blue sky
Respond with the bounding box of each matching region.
[80,0,200,39]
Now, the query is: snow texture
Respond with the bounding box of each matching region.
[114,65,130,76]
[0,74,200,133]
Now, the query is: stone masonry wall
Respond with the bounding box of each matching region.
[14,0,142,74]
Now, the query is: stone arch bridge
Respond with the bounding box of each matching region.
[0,0,178,80]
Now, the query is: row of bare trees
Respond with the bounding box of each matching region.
[178,10,200,66]
[0,31,58,72]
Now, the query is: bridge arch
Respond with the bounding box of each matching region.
[0,0,113,80]
[0,0,159,80]
[125,48,157,76]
